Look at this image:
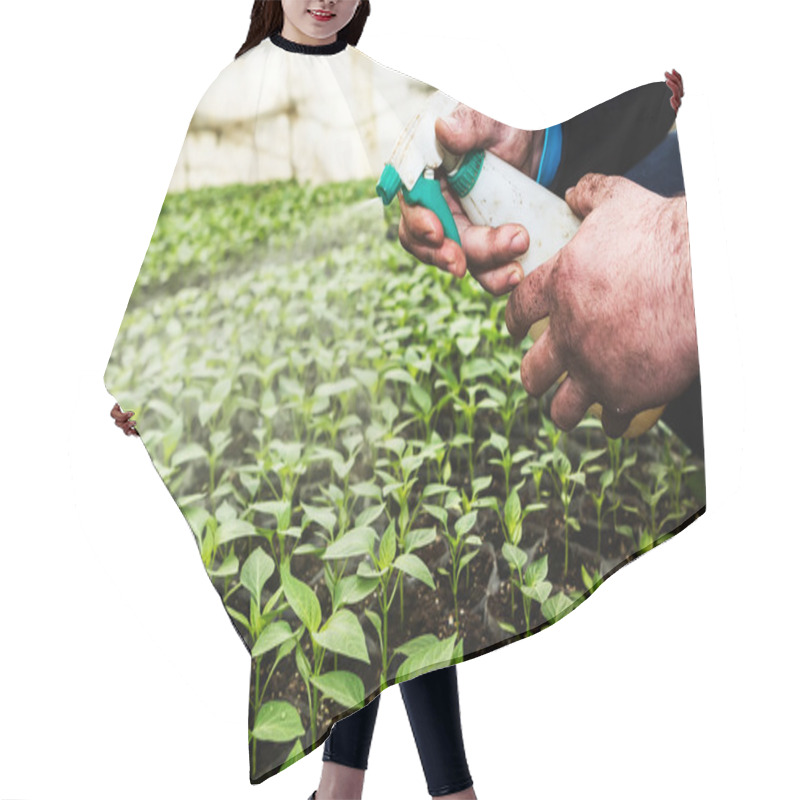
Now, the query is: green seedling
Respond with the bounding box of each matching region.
[606,436,637,529]
[105,178,706,782]
[277,559,371,746]
[541,447,601,577]
[357,520,436,685]
[587,467,614,552]
[423,502,482,631]
[516,554,552,633]
[488,487,547,616]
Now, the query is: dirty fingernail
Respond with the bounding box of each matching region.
[511,230,527,252]
[509,267,523,287]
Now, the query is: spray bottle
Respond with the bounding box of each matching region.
[376,91,664,439]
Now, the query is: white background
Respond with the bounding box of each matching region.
[1,1,795,798]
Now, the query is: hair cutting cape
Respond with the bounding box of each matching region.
[104,34,705,784]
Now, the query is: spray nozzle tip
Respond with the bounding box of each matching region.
[376,164,403,205]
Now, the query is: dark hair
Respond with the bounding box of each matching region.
[236,1,371,59]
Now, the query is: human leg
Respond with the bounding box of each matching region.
[315,693,382,800]
[399,665,475,798]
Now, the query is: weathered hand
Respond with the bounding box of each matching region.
[111,402,139,436]
[505,174,699,438]
[398,104,542,296]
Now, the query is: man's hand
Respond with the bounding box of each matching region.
[505,174,699,438]
[398,105,542,296]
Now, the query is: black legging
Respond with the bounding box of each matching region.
[322,664,473,797]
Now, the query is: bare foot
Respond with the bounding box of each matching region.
[316,761,366,800]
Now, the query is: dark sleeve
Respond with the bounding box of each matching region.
[549,81,676,197]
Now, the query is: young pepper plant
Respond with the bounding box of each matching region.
[422,503,482,631]
[356,520,436,686]
[488,486,547,618]
[278,559,372,745]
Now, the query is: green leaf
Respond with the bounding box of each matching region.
[488,432,509,454]
[336,574,379,606]
[311,671,366,710]
[581,564,594,592]
[422,484,452,497]
[405,527,437,553]
[295,643,311,682]
[471,475,492,495]
[355,504,385,528]
[226,606,250,631]
[502,542,527,572]
[182,504,210,545]
[293,543,324,556]
[350,482,383,500]
[351,367,378,390]
[461,358,495,381]
[504,490,522,531]
[280,561,321,633]
[210,377,232,405]
[240,548,275,603]
[396,633,458,682]
[357,561,388,579]
[252,701,305,742]
[314,378,359,398]
[208,551,238,578]
[301,504,337,534]
[378,524,397,569]
[394,554,436,589]
[525,554,548,586]
[409,383,432,414]
[215,500,237,524]
[279,738,305,773]
[520,580,552,603]
[252,620,294,658]
[455,336,480,357]
[323,527,378,560]
[384,368,415,385]
[216,518,257,544]
[252,499,292,531]
[365,608,382,639]
[455,511,478,537]
[312,609,370,663]
[171,443,208,467]
[541,592,573,624]
[423,503,449,528]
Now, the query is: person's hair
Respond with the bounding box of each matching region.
[236,1,371,59]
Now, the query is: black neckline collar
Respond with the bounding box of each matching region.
[270,32,348,55]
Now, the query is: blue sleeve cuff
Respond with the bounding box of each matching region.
[535,124,562,188]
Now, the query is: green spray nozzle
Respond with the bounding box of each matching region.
[376,92,466,250]
[376,164,461,247]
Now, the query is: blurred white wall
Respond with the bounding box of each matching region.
[167,45,435,191]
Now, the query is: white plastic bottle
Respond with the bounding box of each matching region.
[444,147,581,277]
